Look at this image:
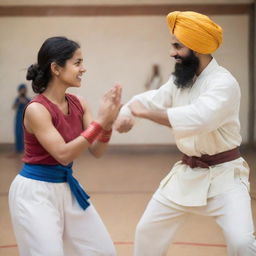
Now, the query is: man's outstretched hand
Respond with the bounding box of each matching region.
[114,115,134,133]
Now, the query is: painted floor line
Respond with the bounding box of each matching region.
[0,241,226,249]
[173,241,226,247]
[0,244,17,249]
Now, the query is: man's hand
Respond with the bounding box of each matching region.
[114,115,134,133]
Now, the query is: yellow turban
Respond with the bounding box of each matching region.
[167,11,223,54]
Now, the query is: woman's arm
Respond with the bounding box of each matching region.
[88,85,122,157]
[77,96,114,158]
[24,102,91,166]
[24,85,122,165]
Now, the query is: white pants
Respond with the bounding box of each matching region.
[135,184,256,256]
[9,175,116,256]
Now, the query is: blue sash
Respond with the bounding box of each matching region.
[20,163,90,210]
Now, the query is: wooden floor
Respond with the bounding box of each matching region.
[0,148,255,256]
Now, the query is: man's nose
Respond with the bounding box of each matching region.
[170,48,177,58]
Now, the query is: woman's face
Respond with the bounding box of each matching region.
[58,48,86,88]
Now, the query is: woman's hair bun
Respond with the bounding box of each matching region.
[26,64,40,81]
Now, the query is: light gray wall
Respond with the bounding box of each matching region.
[0,14,250,144]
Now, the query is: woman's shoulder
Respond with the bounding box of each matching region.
[25,94,56,118]
[25,101,52,122]
[66,92,83,102]
[66,93,86,114]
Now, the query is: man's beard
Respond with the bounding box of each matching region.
[172,50,199,89]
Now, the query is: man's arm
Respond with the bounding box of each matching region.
[129,101,171,127]
[115,78,173,132]
[116,74,240,139]
[166,77,240,139]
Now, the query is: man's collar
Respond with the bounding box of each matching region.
[198,58,219,78]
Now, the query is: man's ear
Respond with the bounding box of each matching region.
[50,62,60,77]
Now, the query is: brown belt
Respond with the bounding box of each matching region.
[182,147,241,169]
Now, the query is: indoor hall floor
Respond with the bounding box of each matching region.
[0,148,255,256]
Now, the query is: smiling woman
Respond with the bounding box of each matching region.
[8,36,122,256]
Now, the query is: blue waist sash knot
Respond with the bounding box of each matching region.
[19,163,90,210]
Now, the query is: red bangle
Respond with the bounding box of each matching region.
[98,129,112,143]
[81,121,102,144]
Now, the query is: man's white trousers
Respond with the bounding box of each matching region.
[135,184,256,256]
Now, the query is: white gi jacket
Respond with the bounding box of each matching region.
[120,58,250,206]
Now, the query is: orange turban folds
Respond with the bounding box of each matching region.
[167,11,223,54]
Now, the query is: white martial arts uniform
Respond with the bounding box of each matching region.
[9,174,116,256]
[120,58,256,256]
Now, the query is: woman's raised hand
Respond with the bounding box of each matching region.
[97,84,122,129]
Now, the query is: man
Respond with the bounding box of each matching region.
[115,11,256,256]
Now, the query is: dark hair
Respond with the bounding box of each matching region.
[172,50,199,89]
[18,83,27,91]
[26,37,80,93]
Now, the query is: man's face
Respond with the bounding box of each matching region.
[169,34,191,63]
[170,35,200,89]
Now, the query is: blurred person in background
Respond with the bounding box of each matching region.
[12,83,31,154]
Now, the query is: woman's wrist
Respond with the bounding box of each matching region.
[98,128,113,143]
[104,122,113,131]
[80,121,103,144]
[95,118,114,130]
[95,118,108,129]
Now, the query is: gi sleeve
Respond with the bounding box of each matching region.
[119,77,174,118]
[167,76,240,139]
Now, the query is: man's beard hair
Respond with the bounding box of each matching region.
[172,50,199,89]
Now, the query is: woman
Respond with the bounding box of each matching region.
[9,36,121,256]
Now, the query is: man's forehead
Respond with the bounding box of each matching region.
[170,34,183,45]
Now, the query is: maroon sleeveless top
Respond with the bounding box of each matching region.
[22,93,84,165]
